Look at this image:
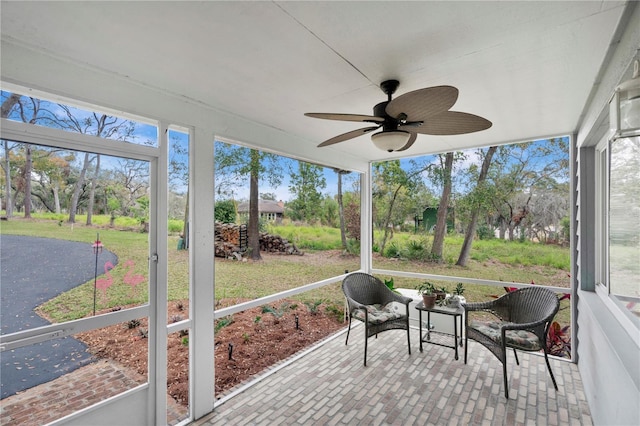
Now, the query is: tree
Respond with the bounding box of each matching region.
[214,199,236,223]
[287,162,326,223]
[11,97,48,218]
[335,169,351,251]
[487,139,569,241]
[430,152,454,260]
[373,160,431,255]
[30,148,72,213]
[49,106,135,223]
[1,93,21,218]
[260,192,277,201]
[112,158,149,217]
[373,161,411,254]
[248,149,261,259]
[86,153,101,225]
[456,146,497,266]
[169,132,189,244]
[214,142,284,260]
[68,151,90,223]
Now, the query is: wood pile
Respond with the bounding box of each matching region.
[214,222,303,258]
[259,232,303,255]
[216,222,242,246]
[215,222,245,258]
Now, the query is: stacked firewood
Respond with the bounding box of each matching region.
[216,222,242,246]
[259,232,303,255]
[214,222,245,258]
[214,222,303,258]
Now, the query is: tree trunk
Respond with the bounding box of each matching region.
[431,152,454,260]
[499,218,506,239]
[337,170,348,252]
[3,140,13,218]
[53,184,61,214]
[86,154,100,225]
[379,185,403,255]
[23,144,33,218]
[68,152,90,223]
[456,146,497,266]
[248,150,262,260]
[182,188,189,249]
[1,94,20,218]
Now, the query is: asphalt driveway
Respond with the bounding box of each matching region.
[1,234,117,398]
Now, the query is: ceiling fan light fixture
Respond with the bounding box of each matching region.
[371,130,411,152]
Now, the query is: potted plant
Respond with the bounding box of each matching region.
[434,285,447,302]
[446,283,465,308]
[417,281,437,308]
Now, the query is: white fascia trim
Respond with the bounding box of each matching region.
[0,118,158,161]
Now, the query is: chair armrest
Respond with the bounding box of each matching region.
[464,299,498,312]
[392,293,413,306]
[379,288,413,306]
[344,295,366,312]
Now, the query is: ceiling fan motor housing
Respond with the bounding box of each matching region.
[373,101,399,132]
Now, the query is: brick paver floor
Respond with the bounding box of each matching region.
[1,326,591,425]
[0,359,187,425]
[195,326,592,425]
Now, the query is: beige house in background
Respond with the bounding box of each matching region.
[236,200,285,223]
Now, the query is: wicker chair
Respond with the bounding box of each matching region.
[464,286,560,398]
[342,272,413,366]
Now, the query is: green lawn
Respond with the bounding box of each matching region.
[1,216,571,328]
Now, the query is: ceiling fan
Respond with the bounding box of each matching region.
[305,80,492,152]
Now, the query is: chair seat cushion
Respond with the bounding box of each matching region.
[352,303,405,324]
[469,320,542,351]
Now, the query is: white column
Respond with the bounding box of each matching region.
[360,165,372,273]
[151,121,169,425]
[189,127,216,419]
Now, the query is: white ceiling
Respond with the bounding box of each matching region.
[0,1,631,170]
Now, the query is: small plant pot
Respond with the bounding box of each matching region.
[434,291,446,301]
[422,294,437,309]
[447,296,461,308]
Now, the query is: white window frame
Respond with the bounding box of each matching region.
[594,134,640,344]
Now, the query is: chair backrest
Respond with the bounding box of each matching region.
[500,286,560,325]
[342,272,391,306]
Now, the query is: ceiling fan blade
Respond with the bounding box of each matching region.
[305,113,385,123]
[400,111,492,135]
[395,132,417,152]
[317,126,380,147]
[386,85,459,121]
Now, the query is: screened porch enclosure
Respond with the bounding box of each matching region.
[1,2,639,425]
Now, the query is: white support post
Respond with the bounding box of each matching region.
[360,166,372,273]
[151,121,169,425]
[189,127,216,419]
[148,122,169,425]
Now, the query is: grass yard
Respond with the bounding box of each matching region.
[1,216,571,327]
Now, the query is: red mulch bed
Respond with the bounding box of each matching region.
[76,299,345,405]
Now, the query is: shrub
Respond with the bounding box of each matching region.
[476,224,494,240]
[405,239,426,260]
[168,220,184,233]
[384,242,401,258]
[215,199,237,223]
